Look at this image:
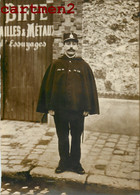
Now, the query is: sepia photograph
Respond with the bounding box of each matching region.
[0,0,139,194]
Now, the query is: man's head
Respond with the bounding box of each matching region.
[63,33,78,58]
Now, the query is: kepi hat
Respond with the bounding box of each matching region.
[63,32,78,43]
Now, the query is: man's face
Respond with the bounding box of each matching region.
[63,40,78,57]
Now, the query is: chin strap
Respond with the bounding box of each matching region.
[65,53,76,59]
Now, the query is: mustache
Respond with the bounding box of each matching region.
[68,48,75,52]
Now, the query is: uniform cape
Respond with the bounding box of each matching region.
[36,56,99,115]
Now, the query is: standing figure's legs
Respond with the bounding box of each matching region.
[54,114,70,173]
[70,115,85,174]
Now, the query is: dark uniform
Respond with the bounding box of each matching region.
[37,54,99,172]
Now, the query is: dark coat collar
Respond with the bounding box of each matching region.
[59,55,82,61]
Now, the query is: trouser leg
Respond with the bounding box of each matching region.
[54,114,69,166]
[70,116,84,167]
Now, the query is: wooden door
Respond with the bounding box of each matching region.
[1,0,53,121]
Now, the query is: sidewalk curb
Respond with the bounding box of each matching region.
[2,168,32,182]
[2,168,140,194]
[30,167,140,191]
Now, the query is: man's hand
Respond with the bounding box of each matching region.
[48,110,55,116]
[83,111,89,117]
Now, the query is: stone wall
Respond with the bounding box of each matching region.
[82,0,139,98]
[53,0,82,59]
[53,0,139,99]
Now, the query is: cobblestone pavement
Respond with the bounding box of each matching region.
[1,181,51,195]
[1,180,100,195]
[3,179,128,195]
[0,120,140,193]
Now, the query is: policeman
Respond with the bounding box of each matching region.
[37,32,99,174]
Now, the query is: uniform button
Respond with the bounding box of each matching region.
[69,61,71,63]
[69,70,71,72]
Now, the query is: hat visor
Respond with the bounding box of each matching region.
[64,38,78,43]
